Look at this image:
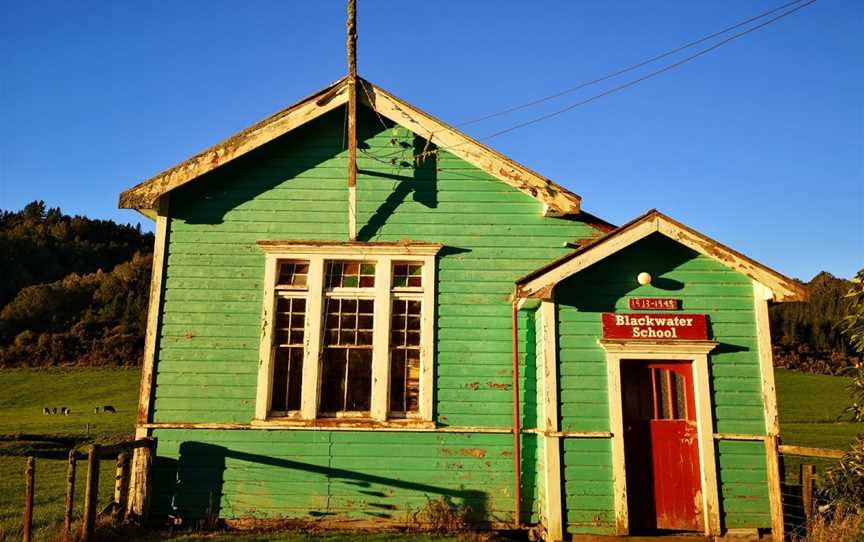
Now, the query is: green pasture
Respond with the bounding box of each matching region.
[0,367,859,540]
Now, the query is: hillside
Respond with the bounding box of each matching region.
[0,202,153,367]
[770,271,861,374]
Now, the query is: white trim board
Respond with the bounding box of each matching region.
[539,301,564,541]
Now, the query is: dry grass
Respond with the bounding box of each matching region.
[791,507,864,542]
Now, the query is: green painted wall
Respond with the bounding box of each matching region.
[554,233,771,534]
[150,105,600,525]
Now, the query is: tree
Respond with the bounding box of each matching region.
[841,269,864,421]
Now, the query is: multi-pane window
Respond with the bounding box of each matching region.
[326,261,375,288]
[269,259,310,416]
[392,263,422,288]
[257,245,439,424]
[389,299,421,416]
[270,296,306,413]
[320,298,375,414]
[278,260,309,288]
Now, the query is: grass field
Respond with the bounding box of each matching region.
[775,368,859,449]
[0,368,139,441]
[0,367,859,540]
[0,368,139,541]
[774,367,860,483]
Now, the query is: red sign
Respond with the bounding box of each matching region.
[629,298,680,310]
[602,313,709,340]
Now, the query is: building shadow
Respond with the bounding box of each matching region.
[154,441,491,526]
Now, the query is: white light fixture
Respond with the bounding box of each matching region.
[637,272,652,286]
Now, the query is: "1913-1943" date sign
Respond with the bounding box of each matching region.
[602,313,709,340]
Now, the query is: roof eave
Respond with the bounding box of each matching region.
[516,210,807,303]
[118,77,351,211]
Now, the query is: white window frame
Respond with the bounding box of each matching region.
[254,242,440,426]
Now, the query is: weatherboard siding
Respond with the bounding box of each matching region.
[150,106,598,523]
[554,233,771,534]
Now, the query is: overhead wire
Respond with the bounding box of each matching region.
[454,0,811,129]
[355,0,817,168]
[478,0,816,142]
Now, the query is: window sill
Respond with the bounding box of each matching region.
[251,418,436,430]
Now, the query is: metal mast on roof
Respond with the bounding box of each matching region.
[346,0,358,241]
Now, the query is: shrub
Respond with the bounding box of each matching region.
[820,436,864,511]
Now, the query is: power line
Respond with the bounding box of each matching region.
[455,0,811,129]
[361,0,816,167]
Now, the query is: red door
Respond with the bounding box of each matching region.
[621,362,703,533]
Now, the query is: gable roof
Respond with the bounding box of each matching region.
[118,76,582,215]
[515,210,807,302]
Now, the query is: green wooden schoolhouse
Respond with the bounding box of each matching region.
[119,76,806,540]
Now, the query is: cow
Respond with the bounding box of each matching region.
[43,407,51,415]
[103,405,117,414]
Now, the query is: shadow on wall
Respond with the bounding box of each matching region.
[170,105,440,237]
[153,441,491,526]
[553,234,700,315]
[357,134,438,240]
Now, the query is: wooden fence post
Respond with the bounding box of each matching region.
[23,457,35,542]
[801,463,815,522]
[127,439,154,524]
[765,435,784,542]
[63,449,77,541]
[81,445,100,541]
[113,452,130,526]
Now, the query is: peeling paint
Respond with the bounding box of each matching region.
[441,447,487,459]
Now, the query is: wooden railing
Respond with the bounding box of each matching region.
[779,444,845,460]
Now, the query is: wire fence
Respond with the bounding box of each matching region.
[780,455,843,539]
[2,439,152,542]
[0,455,116,541]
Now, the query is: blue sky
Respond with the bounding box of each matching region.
[1,1,861,280]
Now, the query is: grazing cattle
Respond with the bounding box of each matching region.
[52,407,57,415]
[103,405,117,414]
[94,406,100,414]
[43,407,51,415]
[62,407,70,416]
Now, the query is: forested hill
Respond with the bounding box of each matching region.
[770,271,861,374]
[0,201,858,372]
[0,201,153,367]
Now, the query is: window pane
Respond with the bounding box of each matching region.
[277,260,309,288]
[671,371,687,419]
[389,298,421,415]
[654,369,671,420]
[327,260,375,288]
[652,368,687,420]
[319,349,346,413]
[389,350,406,413]
[270,295,305,413]
[320,296,374,414]
[346,349,372,411]
[270,350,289,412]
[392,263,423,288]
